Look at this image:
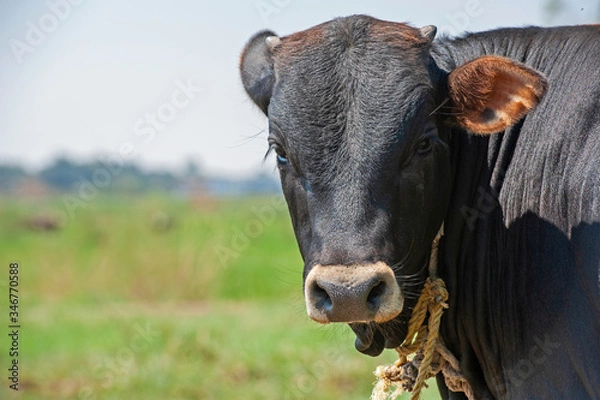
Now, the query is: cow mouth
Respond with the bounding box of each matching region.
[350,320,406,357]
[348,269,427,356]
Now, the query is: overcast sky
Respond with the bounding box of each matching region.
[0,0,597,177]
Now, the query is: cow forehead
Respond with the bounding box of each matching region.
[270,16,434,117]
[274,15,428,62]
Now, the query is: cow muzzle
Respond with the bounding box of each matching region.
[304,262,403,324]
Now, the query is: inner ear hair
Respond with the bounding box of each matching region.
[448,55,548,135]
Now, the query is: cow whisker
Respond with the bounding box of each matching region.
[429,97,450,116]
[389,238,416,273]
[438,111,464,116]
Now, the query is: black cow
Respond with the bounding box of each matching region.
[240,15,600,399]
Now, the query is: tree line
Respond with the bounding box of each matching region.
[0,157,279,196]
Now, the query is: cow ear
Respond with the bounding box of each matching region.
[240,30,280,115]
[447,55,547,135]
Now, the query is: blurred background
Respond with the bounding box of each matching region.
[0,1,597,399]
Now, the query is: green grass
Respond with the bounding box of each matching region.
[0,195,439,399]
[0,195,300,303]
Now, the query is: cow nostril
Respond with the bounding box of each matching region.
[366,281,387,311]
[311,283,333,312]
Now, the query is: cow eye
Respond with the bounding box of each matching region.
[276,153,288,165]
[270,144,288,165]
[417,137,433,154]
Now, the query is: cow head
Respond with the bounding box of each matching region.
[240,15,546,356]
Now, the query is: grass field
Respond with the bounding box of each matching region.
[0,194,438,399]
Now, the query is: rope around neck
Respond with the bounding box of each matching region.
[371,227,474,400]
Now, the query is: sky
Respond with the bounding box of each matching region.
[0,0,598,177]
